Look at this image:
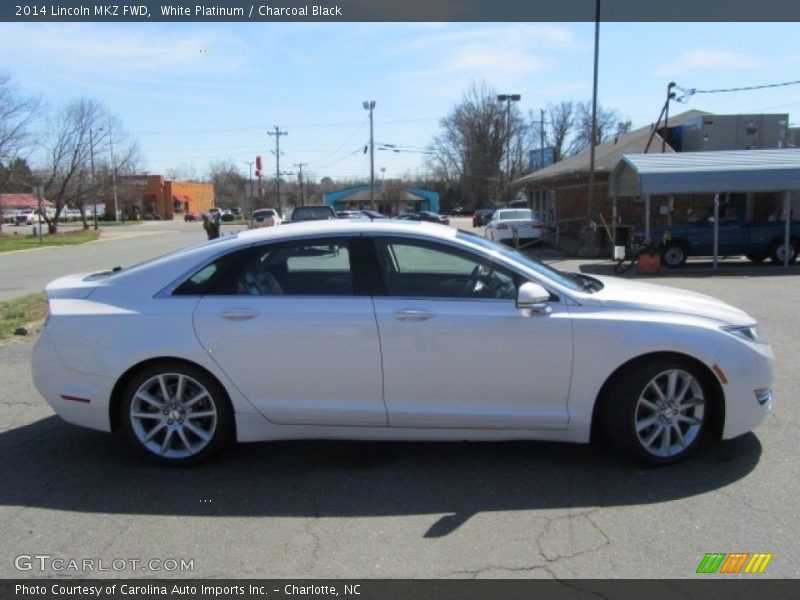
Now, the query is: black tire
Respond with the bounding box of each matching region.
[121,362,234,466]
[746,252,767,263]
[601,357,711,465]
[662,242,688,268]
[768,237,798,265]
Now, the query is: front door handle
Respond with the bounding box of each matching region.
[221,309,260,321]
[393,309,434,321]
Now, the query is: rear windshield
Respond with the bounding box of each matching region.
[292,207,335,220]
[497,210,532,220]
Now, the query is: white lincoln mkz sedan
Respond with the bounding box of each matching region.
[32,220,773,466]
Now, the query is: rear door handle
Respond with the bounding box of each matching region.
[393,309,434,321]
[221,309,260,321]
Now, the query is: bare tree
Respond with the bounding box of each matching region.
[428,81,522,207]
[0,72,40,190]
[570,101,622,155]
[545,101,576,163]
[40,98,139,232]
[208,160,246,208]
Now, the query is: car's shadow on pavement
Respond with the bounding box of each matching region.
[0,417,761,537]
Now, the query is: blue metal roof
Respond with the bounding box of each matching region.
[611,149,800,196]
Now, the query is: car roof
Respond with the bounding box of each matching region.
[236,218,458,244]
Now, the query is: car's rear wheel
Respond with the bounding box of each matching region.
[121,363,233,466]
[602,358,710,465]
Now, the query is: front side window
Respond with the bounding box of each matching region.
[374,237,517,300]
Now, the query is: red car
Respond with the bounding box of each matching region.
[184,212,201,222]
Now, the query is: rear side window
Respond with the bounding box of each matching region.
[173,237,360,297]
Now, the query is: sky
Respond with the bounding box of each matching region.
[1,21,799,185]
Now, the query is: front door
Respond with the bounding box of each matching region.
[370,236,573,430]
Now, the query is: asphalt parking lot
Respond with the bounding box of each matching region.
[1,219,798,579]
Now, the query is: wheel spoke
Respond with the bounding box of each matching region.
[671,422,686,447]
[643,424,665,448]
[135,390,164,410]
[183,391,209,410]
[184,421,211,442]
[143,421,166,443]
[645,381,666,403]
[665,371,678,401]
[158,375,172,403]
[131,412,161,420]
[160,428,175,454]
[176,428,193,452]
[175,375,186,403]
[187,410,216,419]
[638,398,660,412]
[678,397,704,410]
[676,414,702,426]
[636,415,659,432]
[659,425,672,454]
[675,377,692,403]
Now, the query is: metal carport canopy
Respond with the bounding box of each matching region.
[611,149,800,196]
[609,149,800,267]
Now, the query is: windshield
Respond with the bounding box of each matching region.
[456,232,585,292]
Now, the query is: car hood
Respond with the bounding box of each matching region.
[579,275,754,326]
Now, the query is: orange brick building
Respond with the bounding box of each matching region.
[117,175,214,220]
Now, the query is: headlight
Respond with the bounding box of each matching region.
[721,324,762,343]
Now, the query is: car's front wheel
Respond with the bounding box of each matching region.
[121,362,233,466]
[601,357,710,465]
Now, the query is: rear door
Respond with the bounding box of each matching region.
[190,236,387,426]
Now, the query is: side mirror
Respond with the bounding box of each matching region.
[516,282,551,313]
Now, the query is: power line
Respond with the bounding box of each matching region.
[675,79,800,103]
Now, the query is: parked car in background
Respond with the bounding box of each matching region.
[250,208,282,228]
[184,212,201,222]
[33,219,773,467]
[221,210,235,222]
[14,209,45,226]
[450,206,470,216]
[472,208,495,227]
[396,211,450,225]
[485,208,544,245]
[287,205,337,223]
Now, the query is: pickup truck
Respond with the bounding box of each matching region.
[633,205,800,267]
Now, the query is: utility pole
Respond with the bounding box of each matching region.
[587,0,601,224]
[268,125,287,208]
[497,94,521,203]
[294,162,308,206]
[363,101,376,210]
[108,117,118,221]
[89,127,99,229]
[244,161,253,211]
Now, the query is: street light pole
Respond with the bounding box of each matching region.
[497,94,521,203]
[363,101,376,210]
